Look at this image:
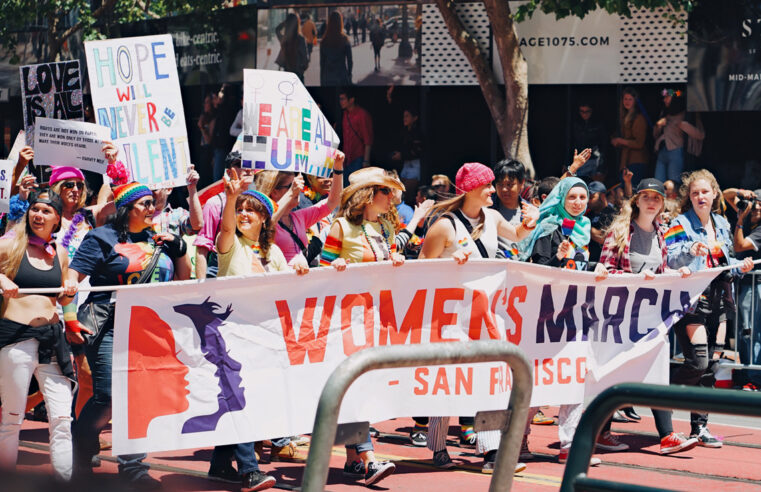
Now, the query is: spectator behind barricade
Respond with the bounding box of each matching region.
[522,177,603,466]
[255,151,344,269]
[654,89,704,184]
[369,17,386,72]
[211,84,240,182]
[612,87,648,187]
[531,176,560,207]
[726,187,761,389]
[390,108,423,202]
[339,87,373,185]
[419,162,538,473]
[664,179,679,201]
[151,164,202,238]
[319,167,402,487]
[0,190,78,481]
[666,170,753,448]
[586,180,617,264]
[194,151,255,279]
[430,174,452,201]
[595,178,698,455]
[320,11,353,86]
[197,93,217,188]
[302,14,318,61]
[68,182,191,488]
[275,13,309,82]
[571,101,609,181]
[386,169,433,259]
[415,185,437,206]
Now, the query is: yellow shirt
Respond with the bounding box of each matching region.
[218,234,288,277]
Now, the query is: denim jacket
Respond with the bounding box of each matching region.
[666,208,742,276]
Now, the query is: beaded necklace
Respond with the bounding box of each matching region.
[360,220,390,262]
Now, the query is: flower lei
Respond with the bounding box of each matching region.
[60,210,86,249]
[303,185,323,203]
[107,160,130,185]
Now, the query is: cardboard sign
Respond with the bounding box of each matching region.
[240,69,340,177]
[0,160,14,213]
[19,61,84,145]
[33,118,111,173]
[6,131,29,186]
[85,34,190,188]
[111,259,718,454]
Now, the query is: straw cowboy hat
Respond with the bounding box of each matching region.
[341,167,405,207]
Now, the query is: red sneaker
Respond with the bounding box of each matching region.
[558,449,601,466]
[660,432,698,455]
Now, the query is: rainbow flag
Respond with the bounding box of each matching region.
[665,224,688,246]
[457,237,469,248]
[504,247,520,259]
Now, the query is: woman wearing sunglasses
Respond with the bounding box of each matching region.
[319,167,402,487]
[255,152,344,270]
[418,162,538,474]
[67,183,190,488]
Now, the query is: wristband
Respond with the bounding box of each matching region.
[332,169,344,175]
[63,307,80,333]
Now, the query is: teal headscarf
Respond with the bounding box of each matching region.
[518,177,591,260]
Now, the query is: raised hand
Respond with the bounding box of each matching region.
[102,141,118,164]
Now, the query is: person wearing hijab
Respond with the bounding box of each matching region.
[522,177,602,466]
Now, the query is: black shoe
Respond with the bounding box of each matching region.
[208,465,240,483]
[611,410,629,423]
[343,460,365,479]
[364,461,395,486]
[622,407,641,422]
[91,455,101,468]
[241,471,276,492]
[129,474,162,491]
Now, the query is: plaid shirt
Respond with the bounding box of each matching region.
[599,223,668,274]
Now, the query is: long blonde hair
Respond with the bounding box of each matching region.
[0,221,30,282]
[255,170,293,198]
[679,169,724,215]
[605,192,665,255]
[51,180,88,210]
[427,194,486,240]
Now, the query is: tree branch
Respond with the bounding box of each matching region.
[433,0,506,122]
[55,0,119,49]
[135,0,161,19]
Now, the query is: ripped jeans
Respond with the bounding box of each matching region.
[0,338,73,479]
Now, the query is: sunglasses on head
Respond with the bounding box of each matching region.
[375,186,392,196]
[61,181,84,190]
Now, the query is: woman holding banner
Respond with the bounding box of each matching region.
[666,170,753,448]
[68,182,190,488]
[319,166,403,486]
[595,178,699,455]
[0,190,77,480]
[418,162,538,474]
[523,177,606,465]
[255,151,344,269]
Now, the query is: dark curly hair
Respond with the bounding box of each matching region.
[235,194,275,259]
[112,203,152,243]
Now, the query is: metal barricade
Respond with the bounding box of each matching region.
[301,340,533,492]
[560,383,761,492]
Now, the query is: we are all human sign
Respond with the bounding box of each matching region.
[85,34,190,188]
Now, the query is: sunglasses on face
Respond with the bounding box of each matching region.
[375,187,392,196]
[136,199,155,209]
[61,181,84,190]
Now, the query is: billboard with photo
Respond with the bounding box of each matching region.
[257,3,421,86]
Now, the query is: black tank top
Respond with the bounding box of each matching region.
[14,250,62,296]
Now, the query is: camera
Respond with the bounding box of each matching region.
[737,198,757,211]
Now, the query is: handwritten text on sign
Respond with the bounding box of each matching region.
[111,260,719,455]
[19,61,83,145]
[85,35,189,188]
[241,69,340,178]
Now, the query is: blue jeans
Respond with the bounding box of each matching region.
[738,280,761,384]
[344,428,373,454]
[73,326,149,480]
[211,442,259,475]
[213,148,228,182]
[344,157,365,187]
[655,147,684,184]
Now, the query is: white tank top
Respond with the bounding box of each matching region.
[439,208,499,259]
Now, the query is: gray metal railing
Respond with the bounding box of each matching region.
[300,340,533,492]
[560,383,761,492]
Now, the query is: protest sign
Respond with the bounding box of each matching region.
[112,259,719,454]
[0,160,14,212]
[32,117,112,173]
[240,69,340,177]
[5,131,31,186]
[19,61,84,145]
[85,34,190,188]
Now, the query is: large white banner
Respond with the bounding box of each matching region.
[85,35,190,188]
[112,259,719,455]
[240,69,340,177]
